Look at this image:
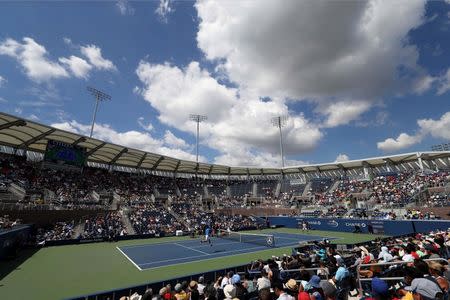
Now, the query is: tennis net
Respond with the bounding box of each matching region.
[216,229,275,247]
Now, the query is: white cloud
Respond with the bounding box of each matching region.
[417,112,450,140]
[136,60,323,167]
[437,68,450,95]
[163,130,190,149]
[377,111,450,152]
[137,117,153,131]
[377,133,423,152]
[335,154,350,162]
[0,37,114,82]
[155,0,173,23]
[116,0,135,15]
[51,120,201,162]
[0,37,69,82]
[413,75,435,94]
[14,107,23,115]
[320,100,372,127]
[0,75,6,87]
[58,56,92,79]
[195,0,429,122]
[80,45,117,71]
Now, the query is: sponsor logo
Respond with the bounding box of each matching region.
[345,222,367,228]
[266,236,274,246]
[327,220,339,227]
[309,220,321,225]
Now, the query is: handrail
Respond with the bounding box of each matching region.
[356,258,447,290]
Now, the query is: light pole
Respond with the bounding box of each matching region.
[271,116,288,168]
[87,86,111,138]
[189,114,207,163]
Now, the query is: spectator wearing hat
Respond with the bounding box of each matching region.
[190,281,200,300]
[378,247,393,263]
[307,275,324,300]
[428,261,449,294]
[333,255,350,282]
[273,281,294,300]
[231,274,248,300]
[174,283,188,300]
[223,284,236,300]
[372,277,389,300]
[404,277,444,300]
[284,279,298,298]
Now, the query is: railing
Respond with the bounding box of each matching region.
[356,258,447,290]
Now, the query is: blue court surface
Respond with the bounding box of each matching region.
[117,232,328,271]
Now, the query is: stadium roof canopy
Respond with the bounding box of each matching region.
[0,112,449,176]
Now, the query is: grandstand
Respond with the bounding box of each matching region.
[1,112,450,299]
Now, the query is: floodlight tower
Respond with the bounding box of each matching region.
[87,86,111,138]
[271,116,288,168]
[189,114,208,163]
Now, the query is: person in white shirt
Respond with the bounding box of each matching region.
[197,276,205,296]
[273,281,294,300]
[256,269,271,291]
[221,271,233,289]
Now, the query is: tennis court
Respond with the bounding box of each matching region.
[117,231,327,270]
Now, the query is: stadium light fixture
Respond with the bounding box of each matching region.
[87,86,111,138]
[271,115,288,168]
[189,114,208,163]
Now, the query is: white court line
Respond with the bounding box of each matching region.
[116,246,142,271]
[174,242,210,255]
[139,243,267,267]
[121,238,242,250]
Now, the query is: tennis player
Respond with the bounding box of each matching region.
[202,226,212,246]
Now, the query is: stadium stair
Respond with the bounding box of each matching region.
[302,182,312,196]
[72,222,85,238]
[327,180,341,193]
[121,208,136,235]
[274,181,281,198]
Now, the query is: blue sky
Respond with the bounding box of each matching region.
[0,0,449,167]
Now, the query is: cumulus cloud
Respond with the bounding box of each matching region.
[58,56,92,79]
[320,100,372,127]
[80,45,117,71]
[0,75,6,87]
[417,112,450,140]
[377,133,423,152]
[377,111,450,152]
[51,120,201,162]
[155,0,173,23]
[163,130,190,149]
[335,154,350,162]
[0,37,116,82]
[0,37,69,82]
[136,60,323,167]
[195,0,429,122]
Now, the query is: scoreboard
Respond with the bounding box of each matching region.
[44,140,87,168]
